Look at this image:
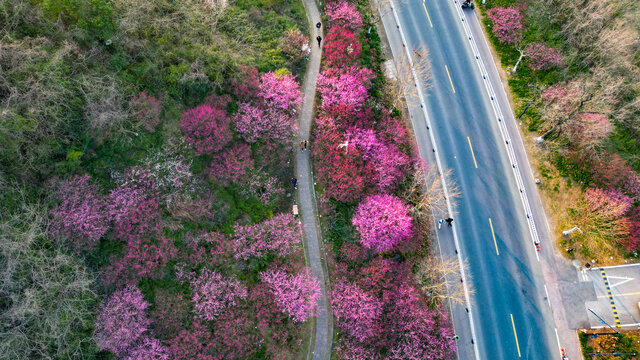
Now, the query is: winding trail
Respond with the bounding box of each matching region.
[295,0,333,359]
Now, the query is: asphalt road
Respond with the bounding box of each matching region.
[382,0,561,358]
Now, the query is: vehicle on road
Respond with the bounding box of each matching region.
[462,0,475,9]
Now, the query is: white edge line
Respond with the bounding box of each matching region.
[554,328,562,355]
[599,263,640,270]
[388,2,481,360]
[592,323,640,328]
[544,285,551,307]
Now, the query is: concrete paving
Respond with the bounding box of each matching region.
[295,0,333,359]
[584,264,640,329]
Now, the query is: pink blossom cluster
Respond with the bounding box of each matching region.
[168,320,217,360]
[331,281,382,343]
[108,166,158,229]
[525,43,564,71]
[258,71,302,112]
[130,92,162,132]
[486,7,523,44]
[180,104,231,156]
[260,268,321,322]
[233,213,302,260]
[49,175,110,252]
[238,171,285,206]
[326,1,363,31]
[177,267,247,321]
[317,67,373,112]
[233,103,297,143]
[584,187,632,219]
[102,235,178,287]
[569,112,612,149]
[227,65,261,101]
[208,143,254,186]
[122,337,170,360]
[94,286,151,356]
[592,153,640,200]
[323,27,362,68]
[352,194,413,253]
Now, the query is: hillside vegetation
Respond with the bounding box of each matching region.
[480,0,640,262]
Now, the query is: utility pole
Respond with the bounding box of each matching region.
[587,308,620,334]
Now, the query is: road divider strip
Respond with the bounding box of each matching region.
[422,1,433,28]
[489,218,499,255]
[467,136,478,168]
[510,314,522,358]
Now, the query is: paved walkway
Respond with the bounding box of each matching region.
[295,0,333,359]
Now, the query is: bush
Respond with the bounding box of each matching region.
[352,194,413,253]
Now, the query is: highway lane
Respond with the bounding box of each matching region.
[386,0,560,358]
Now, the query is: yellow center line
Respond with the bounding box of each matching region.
[467,136,478,168]
[489,218,499,255]
[597,291,640,298]
[445,65,455,93]
[510,314,522,358]
[422,2,433,28]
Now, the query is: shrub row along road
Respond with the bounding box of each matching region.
[381,0,568,359]
[296,0,333,359]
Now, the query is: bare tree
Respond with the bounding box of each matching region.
[415,255,474,307]
[403,163,460,231]
[388,46,432,110]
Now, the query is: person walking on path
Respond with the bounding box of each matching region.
[300,140,306,151]
[316,35,322,47]
[445,217,453,227]
[438,218,444,229]
[316,22,321,30]
[291,177,298,190]
[303,140,308,150]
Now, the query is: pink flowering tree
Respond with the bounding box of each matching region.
[233,103,297,143]
[352,194,413,253]
[149,291,192,340]
[525,43,564,71]
[180,104,231,156]
[49,175,109,252]
[260,268,321,322]
[258,71,302,112]
[486,7,523,44]
[567,112,612,150]
[317,67,373,113]
[176,267,248,321]
[323,27,362,68]
[123,337,170,360]
[584,187,632,219]
[592,153,640,200]
[130,92,162,132]
[168,320,218,360]
[331,281,382,343]
[233,213,302,260]
[228,65,261,101]
[94,286,151,356]
[208,143,254,186]
[326,1,363,31]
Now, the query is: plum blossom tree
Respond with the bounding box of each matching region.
[238,170,285,206]
[94,286,151,356]
[180,104,231,155]
[326,1,363,31]
[49,175,109,252]
[592,153,640,200]
[486,7,523,44]
[352,194,413,253]
[525,43,564,71]
[168,320,218,360]
[176,267,247,321]
[208,143,254,186]
[323,27,362,68]
[233,103,297,143]
[227,65,260,101]
[123,337,170,360]
[258,70,302,112]
[313,128,376,202]
[567,112,612,150]
[331,281,382,343]
[280,28,308,61]
[584,187,632,219]
[233,213,302,260]
[260,268,321,322]
[317,67,373,113]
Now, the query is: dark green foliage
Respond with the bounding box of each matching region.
[325,201,358,252]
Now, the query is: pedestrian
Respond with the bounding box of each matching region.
[291,177,298,189]
[316,22,321,29]
[316,35,322,47]
[300,140,305,151]
[304,140,308,150]
[438,219,443,229]
[445,217,453,227]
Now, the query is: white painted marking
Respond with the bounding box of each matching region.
[544,285,551,307]
[606,276,634,288]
